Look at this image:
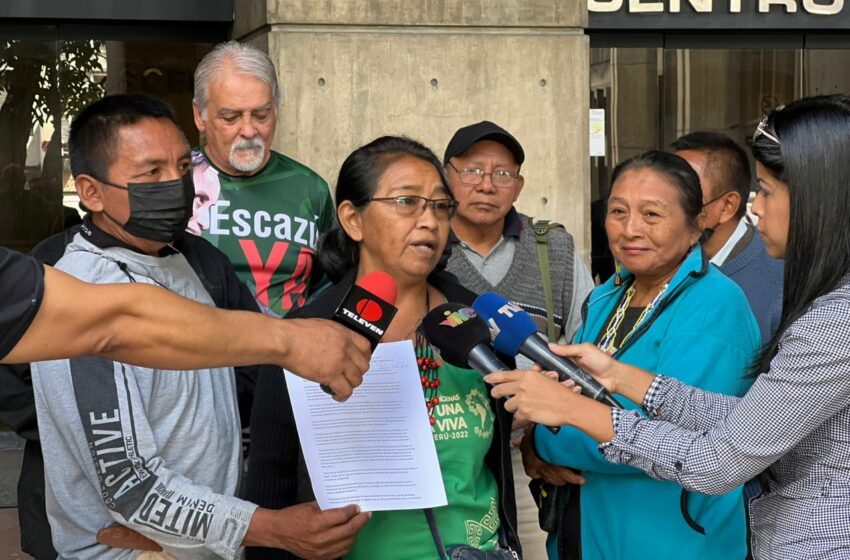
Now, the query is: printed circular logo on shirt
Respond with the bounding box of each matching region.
[355,298,384,322]
[467,388,494,439]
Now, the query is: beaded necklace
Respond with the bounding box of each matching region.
[413,289,440,425]
[598,281,669,354]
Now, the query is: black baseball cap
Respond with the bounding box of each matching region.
[443,121,525,166]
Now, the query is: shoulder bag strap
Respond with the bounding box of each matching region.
[532,219,558,343]
[425,508,450,560]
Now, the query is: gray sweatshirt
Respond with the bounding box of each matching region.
[31,235,257,559]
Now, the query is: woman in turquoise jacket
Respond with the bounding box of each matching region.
[530,151,760,560]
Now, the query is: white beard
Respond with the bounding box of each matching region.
[229,138,266,173]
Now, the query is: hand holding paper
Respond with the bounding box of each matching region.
[286,341,448,512]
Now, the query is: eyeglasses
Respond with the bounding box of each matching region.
[446,161,520,188]
[753,112,781,145]
[368,195,458,219]
[703,190,733,208]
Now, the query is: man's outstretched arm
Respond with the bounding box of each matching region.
[4,264,371,400]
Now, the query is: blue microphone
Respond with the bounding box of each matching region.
[472,292,622,409]
[422,302,562,434]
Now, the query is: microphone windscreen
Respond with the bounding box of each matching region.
[356,271,398,305]
[422,303,491,369]
[472,292,538,356]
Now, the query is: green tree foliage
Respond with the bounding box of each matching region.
[0,40,104,174]
[0,40,104,247]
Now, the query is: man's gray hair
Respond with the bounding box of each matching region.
[193,41,280,118]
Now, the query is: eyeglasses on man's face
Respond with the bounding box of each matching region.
[446,161,520,188]
[368,195,458,220]
[703,190,734,209]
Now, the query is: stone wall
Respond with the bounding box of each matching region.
[233,0,591,254]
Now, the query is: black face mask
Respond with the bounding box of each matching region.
[699,190,731,246]
[98,174,195,243]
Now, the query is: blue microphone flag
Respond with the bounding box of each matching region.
[472,292,537,356]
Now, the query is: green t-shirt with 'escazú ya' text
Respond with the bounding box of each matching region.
[190,149,334,316]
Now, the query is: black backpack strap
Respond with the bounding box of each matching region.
[424,508,449,560]
[680,489,706,535]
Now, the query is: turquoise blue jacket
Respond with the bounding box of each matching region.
[535,246,760,560]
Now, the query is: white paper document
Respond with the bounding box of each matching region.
[284,340,448,512]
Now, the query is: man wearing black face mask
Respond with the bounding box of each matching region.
[674,131,784,344]
[2,94,254,558]
[23,95,370,559]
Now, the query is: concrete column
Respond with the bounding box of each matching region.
[233,0,591,254]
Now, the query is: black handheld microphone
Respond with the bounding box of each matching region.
[422,302,561,433]
[473,292,623,409]
[421,303,509,375]
[321,271,398,394]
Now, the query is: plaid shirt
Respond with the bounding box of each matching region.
[601,278,850,560]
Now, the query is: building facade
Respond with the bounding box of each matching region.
[587,1,850,201]
[0,0,591,257]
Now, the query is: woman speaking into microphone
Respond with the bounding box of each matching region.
[486,94,850,560]
[246,136,521,559]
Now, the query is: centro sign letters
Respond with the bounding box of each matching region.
[588,0,850,30]
[589,0,844,15]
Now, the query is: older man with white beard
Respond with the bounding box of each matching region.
[189,41,334,317]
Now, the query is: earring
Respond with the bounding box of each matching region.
[614,260,622,286]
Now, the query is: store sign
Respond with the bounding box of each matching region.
[589,0,850,29]
[590,0,843,14]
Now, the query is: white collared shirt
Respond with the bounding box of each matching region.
[711,217,749,267]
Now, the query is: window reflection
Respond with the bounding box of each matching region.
[590,47,850,201]
[0,40,103,251]
[0,40,208,253]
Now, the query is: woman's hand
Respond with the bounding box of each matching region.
[552,343,659,406]
[518,425,586,486]
[486,369,619,443]
[548,343,623,394]
[485,370,583,427]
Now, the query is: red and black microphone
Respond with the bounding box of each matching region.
[333,271,398,349]
[321,271,399,394]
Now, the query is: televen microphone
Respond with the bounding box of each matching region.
[472,292,623,409]
[422,302,561,433]
[320,271,399,394]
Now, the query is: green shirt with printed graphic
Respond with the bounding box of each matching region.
[190,149,334,316]
[345,362,501,559]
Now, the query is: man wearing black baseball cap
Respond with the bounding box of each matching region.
[442,120,593,560]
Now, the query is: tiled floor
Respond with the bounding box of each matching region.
[0,509,26,558]
[0,432,26,557]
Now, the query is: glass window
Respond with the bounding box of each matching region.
[0,40,210,253]
[590,47,850,200]
[588,46,850,282]
[0,40,78,252]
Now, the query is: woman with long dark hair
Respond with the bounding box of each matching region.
[487,94,850,559]
[246,136,521,559]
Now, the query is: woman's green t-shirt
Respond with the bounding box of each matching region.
[345,362,501,559]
